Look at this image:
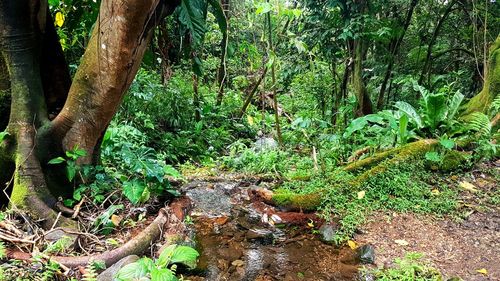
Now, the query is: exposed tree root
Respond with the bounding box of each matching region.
[6,196,193,268]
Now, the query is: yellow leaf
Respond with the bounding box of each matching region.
[394,239,409,246]
[111,214,122,226]
[459,181,478,193]
[307,219,314,228]
[357,190,366,200]
[347,240,357,249]
[55,12,65,27]
[431,189,440,195]
[476,268,488,275]
[247,115,254,126]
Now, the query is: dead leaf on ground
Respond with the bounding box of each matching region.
[459,181,479,193]
[394,239,409,246]
[476,268,488,275]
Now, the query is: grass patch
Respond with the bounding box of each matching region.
[361,252,443,281]
[279,161,459,243]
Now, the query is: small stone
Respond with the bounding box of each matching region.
[356,244,375,264]
[231,259,245,267]
[97,255,139,281]
[44,229,78,248]
[270,214,282,224]
[246,229,274,245]
[252,137,278,152]
[318,223,338,243]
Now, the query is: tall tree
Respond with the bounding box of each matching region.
[215,0,230,106]
[0,0,179,228]
[377,0,419,110]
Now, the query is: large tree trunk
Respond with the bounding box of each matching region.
[0,0,179,227]
[464,34,500,115]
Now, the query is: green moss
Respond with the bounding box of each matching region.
[349,139,437,187]
[463,35,500,115]
[438,150,470,171]
[10,171,29,208]
[271,191,322,211]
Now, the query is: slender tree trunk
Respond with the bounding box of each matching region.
[266,1,282,145]
[193,74,201,122]
[352,38,373,116]
[239,67,268,118]
[419,0,458,85]
[377,0,418,109]
[216,0,230,106]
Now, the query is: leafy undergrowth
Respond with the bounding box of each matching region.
[285,160,460,243]
[361,252,443,281]
[221,146,492,244]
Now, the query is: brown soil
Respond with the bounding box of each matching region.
[355,163,500,281]
[355,211,499,281]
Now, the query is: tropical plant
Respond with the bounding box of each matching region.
[394,83,465,136]
[115,244,199,281]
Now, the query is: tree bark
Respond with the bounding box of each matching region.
[0,55,10,131]
[464,34,500,115]
[352,38,373,116]
[215,0,230,106]
[0,0,180,226]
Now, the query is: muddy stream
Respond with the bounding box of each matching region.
[176,179,363,281]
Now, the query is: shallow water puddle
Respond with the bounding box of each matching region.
[181,180,360,281]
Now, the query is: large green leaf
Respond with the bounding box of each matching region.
[122,180,147,205]
[178,0,207,46]
[157,244,177,268]
[423,93,447,131]
[398,114,409,144]
[394,101,423,129]
[170,246,199,267]
[115,258,150,281]
[343,116,368,138]
[446,90,464,123]
[151,268,177,281]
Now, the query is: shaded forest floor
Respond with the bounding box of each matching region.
[0,160,498,281]
[355,161,500,281]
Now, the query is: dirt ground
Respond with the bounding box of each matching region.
[355,163,500,281]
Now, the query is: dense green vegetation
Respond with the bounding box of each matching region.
[44,0,500,251]
[0,0,499,280]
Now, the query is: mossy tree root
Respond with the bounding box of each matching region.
[347,139,437,188]
[265,139,438,211]
[463,35,500,115]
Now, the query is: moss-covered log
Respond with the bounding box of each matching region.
[463,35,500,115]
[267,139,438,211]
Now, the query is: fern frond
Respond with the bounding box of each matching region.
[82,263,97,281]
[491,94,500,114]
[467,112,491,137]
